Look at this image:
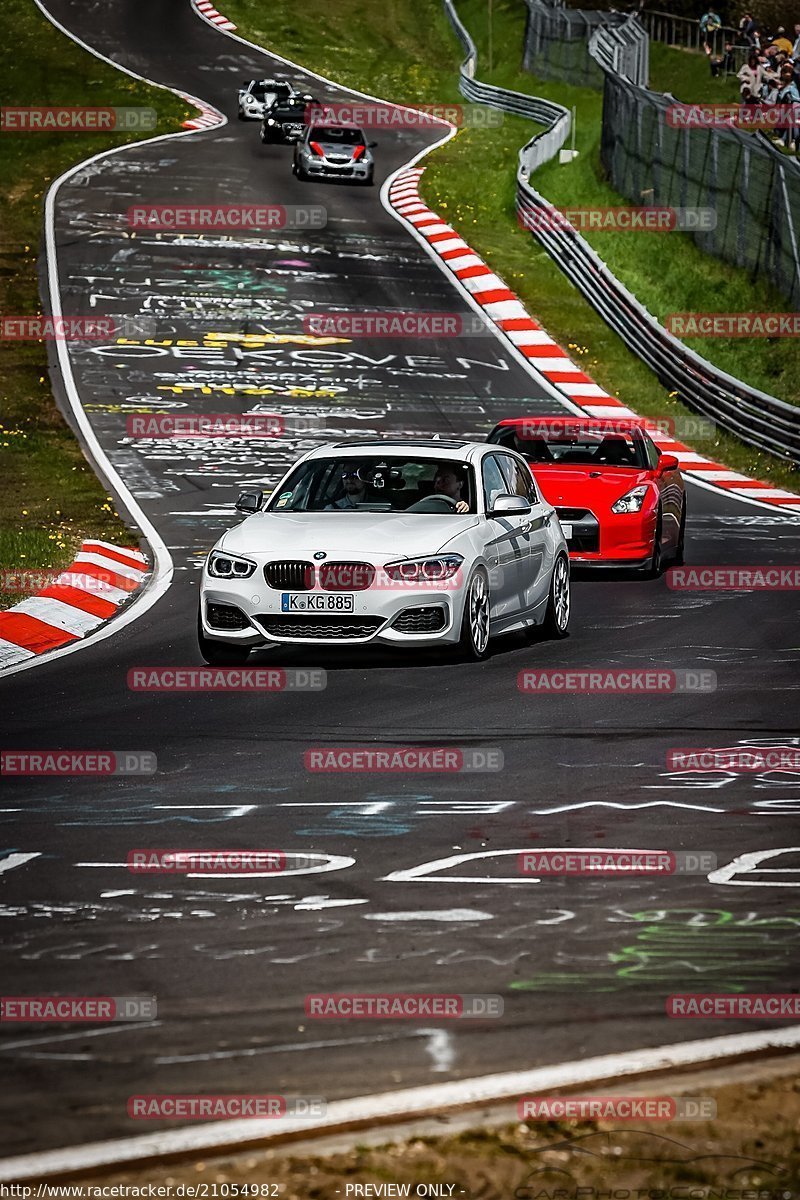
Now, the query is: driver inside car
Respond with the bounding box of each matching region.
[326,468,368,510]
[433,464,469,513]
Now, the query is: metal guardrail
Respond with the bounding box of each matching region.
[516,188,800,462]
[438,0,800,463]
[443,0,571,175]
[588,12,648,86]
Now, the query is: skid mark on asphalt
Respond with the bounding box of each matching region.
[154,1029,458,1067]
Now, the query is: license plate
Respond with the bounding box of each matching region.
[561,523,573,540]
[281,593,354,612]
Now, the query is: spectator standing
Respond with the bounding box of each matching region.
[699,5,722,53]
[739,11,757,44]
[771,26,794,53]
[738,51,765,98]
[792,23,800,58]
[777,62,800,149]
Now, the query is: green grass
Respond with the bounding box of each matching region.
[220,0,798,492]
[0,0,190,591]
[648,40,742,103]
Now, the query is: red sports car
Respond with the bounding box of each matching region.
[487,416,686,573]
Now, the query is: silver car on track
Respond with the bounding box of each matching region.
[198,439,570,663]
[293,123,375,185]
[237,79,293,121]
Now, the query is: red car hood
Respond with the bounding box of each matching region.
[530,465,653,509]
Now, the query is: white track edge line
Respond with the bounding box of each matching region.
[2,1025,800,1181]
[0,0,232,678]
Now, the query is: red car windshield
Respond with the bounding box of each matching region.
[494,426,648,469]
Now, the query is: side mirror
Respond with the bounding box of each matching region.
[490,494,531,516]
[656,453,680,475]
[235,490,263,514]
[369,140,378,148]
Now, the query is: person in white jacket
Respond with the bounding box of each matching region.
[738,51,765,100]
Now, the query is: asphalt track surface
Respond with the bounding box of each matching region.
[2,0,800,1159]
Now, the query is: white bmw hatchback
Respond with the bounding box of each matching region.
[198,440,570,662]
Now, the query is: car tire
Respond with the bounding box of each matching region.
[197,612,251,666]
[645,509,664,578]
[541,553,570,639]
[457,568,491,661]
[295,163,308,181]
[237,110,246,121]
[673,500,687,566]
[363,170,374,186]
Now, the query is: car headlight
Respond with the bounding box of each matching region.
[266,118,276,125]
[611,485,650,515]
[383,555,463,583]
[208,551,257,579]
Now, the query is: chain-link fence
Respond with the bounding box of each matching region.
[524,0,800,308]
[596,57,800,308]
[523,0,630,87]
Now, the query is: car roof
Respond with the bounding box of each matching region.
[305,439,491,461]
[310,123,366,135]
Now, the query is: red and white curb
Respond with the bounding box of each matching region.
[193,0,236,30]
[388,167,800,515]
[182,96,225,130]
[191,0,236,32]
[0,542,149,673]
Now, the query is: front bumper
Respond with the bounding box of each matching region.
[200,576,463,648]
[299,155,372,179]
[557,506,656,565]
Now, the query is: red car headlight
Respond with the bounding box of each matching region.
[611,485,649,515]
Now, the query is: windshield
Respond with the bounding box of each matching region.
[492,425,648,468]
[267,457,477,513]
[253,81,291,100]
[309,125,364,144]
[271,101,307,121]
